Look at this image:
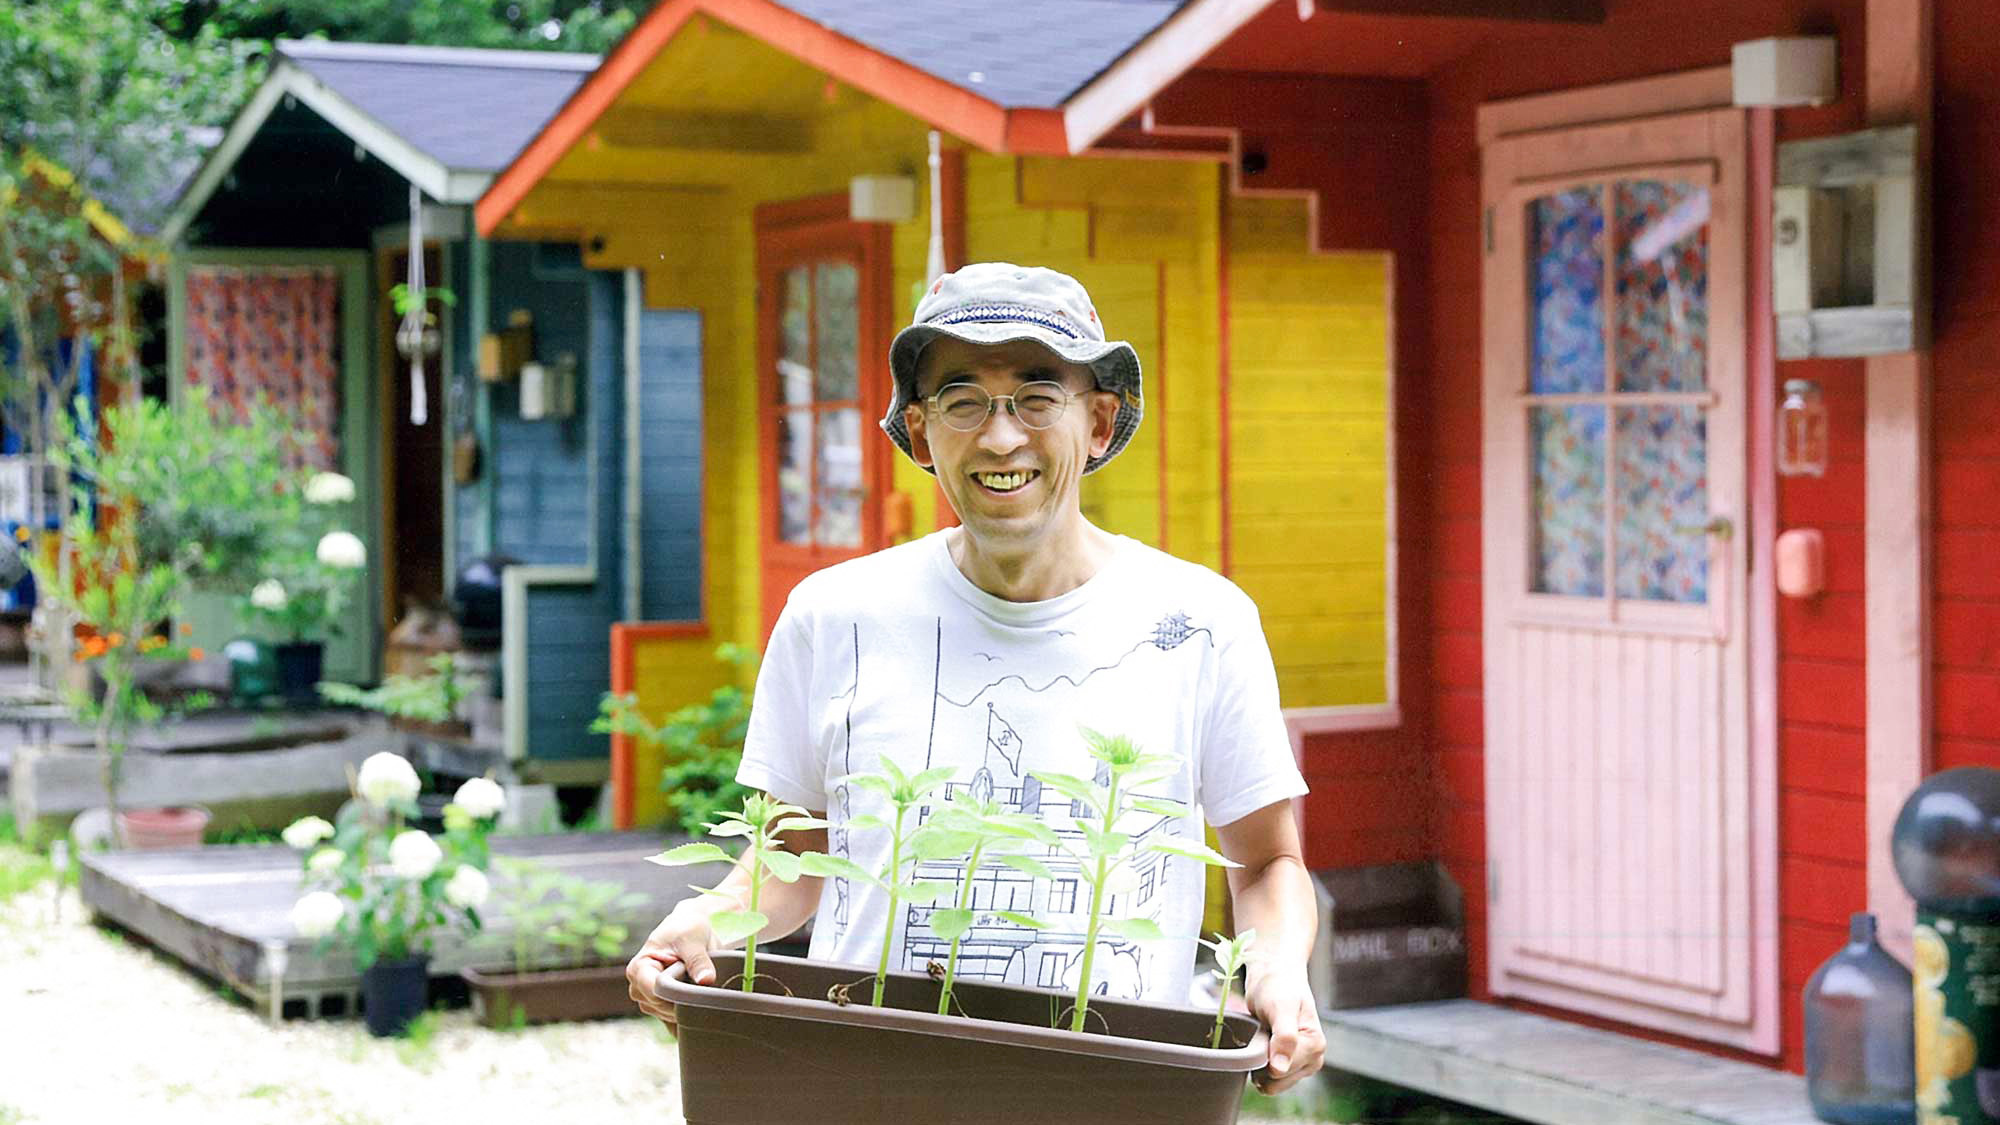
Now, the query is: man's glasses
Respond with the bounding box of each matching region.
[923,380,1080,432]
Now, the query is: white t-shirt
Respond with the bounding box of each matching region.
[737,530,1307,1006]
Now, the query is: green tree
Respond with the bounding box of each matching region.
[165,0,652,54]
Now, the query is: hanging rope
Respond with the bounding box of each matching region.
[402,183,429,426]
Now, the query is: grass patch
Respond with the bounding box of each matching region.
[0,814,54,904]
[244,1083,287,1100]
[392,1009,444,1070]
[206,819,285,846]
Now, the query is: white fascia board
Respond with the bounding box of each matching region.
[159,74,294,246]
[276,38,598,72]
[280,68,456,202]
[1060,0,1276,154]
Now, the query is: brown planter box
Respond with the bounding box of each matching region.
[461,963,635,1028]
[659,951,1266,1125]
[390,716,472,741]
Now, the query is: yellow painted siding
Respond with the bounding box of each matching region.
[503,25,1393,816]
[1227,197,1392,708]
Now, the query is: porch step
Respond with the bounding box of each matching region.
[1322,1000,1817,1125]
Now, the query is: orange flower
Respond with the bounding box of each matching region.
[12,527,27,542]
[188,647,205,661]
[180,623,193,635]
[106,632,124,648]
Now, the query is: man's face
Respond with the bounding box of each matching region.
[906,336,1120,549]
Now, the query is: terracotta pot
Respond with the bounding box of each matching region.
[361,955,431,1037]
[461,963,635,1028]
[658,951,1266,1125]
[117,806,211,850]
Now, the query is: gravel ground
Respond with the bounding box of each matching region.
[0,883,1311,1125]
[0,885,688,1125]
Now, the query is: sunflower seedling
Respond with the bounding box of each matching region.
[646,792,829,992]
[916,793,1059,1015]
[1033,728,1240,1033]
[794,756,960,1007]
[1198,929,1258,1049]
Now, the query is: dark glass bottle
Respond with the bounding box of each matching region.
[1803,912,1916,1124]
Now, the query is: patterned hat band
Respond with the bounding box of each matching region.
[928,302,1086,340]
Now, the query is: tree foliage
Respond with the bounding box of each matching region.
[164,0,651,54]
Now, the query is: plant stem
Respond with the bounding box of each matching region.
[1211,977,1230,1049]
[1071,772,1120,1033]
[937,841,985,1015]
[743,842,763,993]
[873,806,907,1007]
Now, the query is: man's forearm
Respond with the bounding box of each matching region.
[1228,853,1318,980]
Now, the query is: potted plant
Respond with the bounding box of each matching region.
[318,652,469,739]
[24,390,297,847]
[236,468,367,704]
[284,756,502,1036]
[647,730,1268,1125]
[391,283,455,360]
[460,856,651,1028]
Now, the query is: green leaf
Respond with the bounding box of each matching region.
[900,881,959,905]
[647,842,733,867]
[798,852,882,886]
[912,829,978,861]
[1082,827,1130,859]
[846,775,895,798]
[1126,797,1190,819]
[773,816,830,833]
[908,766,959,797]
[999,853,1058,881]
[761,849,803,883]
[1146,836,1241,868]
[693,885,740,901]
[1030,771,1103,810]
[708,910,768,947]
[1100,917,1167,941]
[929,907,975,942]
[994,911,1048,930]
[704,820,755,839]
[844,813,887,831]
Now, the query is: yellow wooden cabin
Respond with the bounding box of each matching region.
[474,1,1396,830]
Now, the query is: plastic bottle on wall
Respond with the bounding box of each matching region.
[1803,912,1916,1124]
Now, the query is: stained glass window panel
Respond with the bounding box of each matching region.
[1614,405,1708,602]
[1530,405,1606,597]
[815,408,863,547]
[1528,189,1606,394]
[777,408,813,544]
[1614,181,1709,392]
[814,263,859,401]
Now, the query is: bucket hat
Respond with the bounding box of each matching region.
[881,263,1142,475]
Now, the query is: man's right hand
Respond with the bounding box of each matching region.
[627,902,720,1033]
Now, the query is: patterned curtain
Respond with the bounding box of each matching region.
[184,266,341,468]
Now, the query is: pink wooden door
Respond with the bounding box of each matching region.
[1481,106,1774,1051]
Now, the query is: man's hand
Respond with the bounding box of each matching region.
[1244,963,1326,1094]
[627,901,721,1034]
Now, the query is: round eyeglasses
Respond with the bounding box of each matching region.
[924,380,1080,432]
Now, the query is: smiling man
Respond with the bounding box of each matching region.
[628,263,1326,1093]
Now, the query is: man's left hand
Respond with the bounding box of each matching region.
[1244,964,1326,1095]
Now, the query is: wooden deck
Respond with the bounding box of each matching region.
[1322,1000,1817,1125]
[79,830,731,1017]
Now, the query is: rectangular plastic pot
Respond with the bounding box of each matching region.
[461,963,634,1028]
[658,951,1266,1125]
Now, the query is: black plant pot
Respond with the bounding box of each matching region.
[273,641,325,705]
[361,954,431,1037]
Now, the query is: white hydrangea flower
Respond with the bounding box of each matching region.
[451,777,505,820]
[250,579,289,611]
[304,472,356,505]
[281,815,334,850]
[443,865,490,909]
[388,830,442,880]
[290,891,345,939]
[355,752,420,808]
[306,847,345,874]
[315,530,367,569]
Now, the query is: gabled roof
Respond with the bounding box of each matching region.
[162,39,597,244]
[476,0,1280,235]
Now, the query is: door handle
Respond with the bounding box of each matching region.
[1675,516,1733,539]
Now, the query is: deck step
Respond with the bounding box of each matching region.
[1322,999,1818,1125]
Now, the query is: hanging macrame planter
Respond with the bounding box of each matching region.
[394,184,435,424]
